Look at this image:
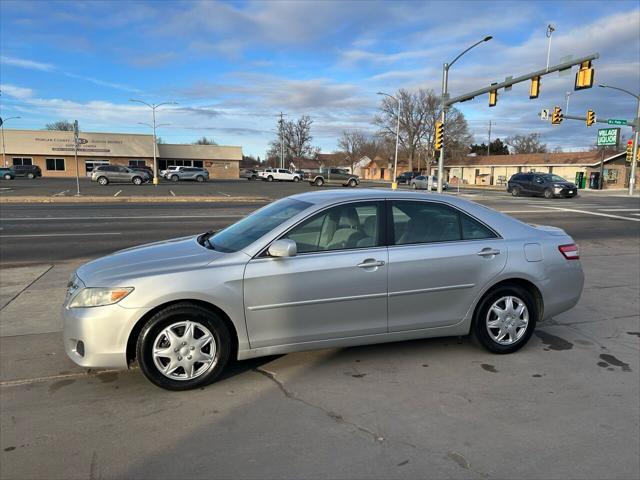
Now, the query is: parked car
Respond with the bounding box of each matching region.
[507,173,577,198]
[63,189,584,390]
[396,171,420,184]
[0,167,15,180]
[160,166,186,178]
[168,167,209,182]
[91,165,149,185]
[308,167,358,187]
[130,165,154,177]
[11,164,42,179]
[259,168,302,182]
[240,169,259,181]
[411,175,449,191]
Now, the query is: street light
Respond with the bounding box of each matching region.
[437,35,493,193]
[0,116,21,167]
[377,91,402,189]
[130,99,178,185]
[598,84,640,196]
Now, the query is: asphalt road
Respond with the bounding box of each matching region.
[0,190,639,480]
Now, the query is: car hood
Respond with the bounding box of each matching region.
[76,235,222,286]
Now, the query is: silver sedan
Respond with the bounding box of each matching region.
[411,175,448,190]
[63,189,584,390]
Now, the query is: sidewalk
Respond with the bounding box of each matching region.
[0,195,270,204]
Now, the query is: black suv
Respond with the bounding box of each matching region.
[11,165,42,179]
[507,172,577,198]
[395,171,419,184]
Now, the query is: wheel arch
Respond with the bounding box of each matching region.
[471,277,544,327]
[126,299,239,366]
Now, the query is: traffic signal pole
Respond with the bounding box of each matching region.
[437,63,448,193]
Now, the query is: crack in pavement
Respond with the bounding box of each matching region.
[0,265,53,311]
[253,366,385,443]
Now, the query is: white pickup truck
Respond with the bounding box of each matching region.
[259,168,302,182]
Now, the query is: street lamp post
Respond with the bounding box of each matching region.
[130,99,177,185]
[599,84,640,196]
[437,35,493,193]
[0,116,21,167]
[377,92,402,189]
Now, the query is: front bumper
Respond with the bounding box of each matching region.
[553,186,577,197]
[63,303,150,369]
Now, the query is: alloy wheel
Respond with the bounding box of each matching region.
[485,296,529,345]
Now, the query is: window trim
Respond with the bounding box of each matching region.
[386,199,501,248]
[45,157,66,171]
[12,157,33,166]
[257,199,387,258]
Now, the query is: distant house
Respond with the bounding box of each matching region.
[439,150,633,190]
[362,156,411,181]
[289,157,321,172]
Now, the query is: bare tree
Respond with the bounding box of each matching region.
[268,115,319,162]
[506,133,548,154]
[374,88,471,171]
[45,120,74,131]
[194,136,217,145]
[337,130,367,173]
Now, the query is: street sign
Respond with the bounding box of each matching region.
[608,119,627,126]
[597,128,620,146]
[540,109,549,120]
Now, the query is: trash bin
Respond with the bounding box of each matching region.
[589,171,601,189]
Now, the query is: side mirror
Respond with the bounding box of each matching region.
[268,239,297,258]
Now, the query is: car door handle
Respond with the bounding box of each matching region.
[357,259,385,268]
[477,248,501,257]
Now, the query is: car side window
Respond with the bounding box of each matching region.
[284,202,382,253]
[391,201,462,245]
[460,214,497,240]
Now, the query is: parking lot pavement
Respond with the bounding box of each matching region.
[0,195,639,479]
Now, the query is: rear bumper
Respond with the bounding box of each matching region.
[540,261,584,320]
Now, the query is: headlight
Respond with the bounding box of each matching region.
[68,287,133,308]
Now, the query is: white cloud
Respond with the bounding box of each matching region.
[0,55,54,71]
[0,83,34,99]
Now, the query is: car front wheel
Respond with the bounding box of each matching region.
[132,176,143,185]
[136,303,231,391]
[314,177,324,187]
[97,176,109,186]
[3,174,11,180]
[267,175,274,182]
[511,186,521,197]
[27,173,35,179]
[196,175,205,182]
[544,188,553,199]
[472,285,537,354]
[348,178,357,187]
[171,175,179,182]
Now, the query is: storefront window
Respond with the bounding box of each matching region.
[45,158,65,171]
[12,157,32,166]
[128,160,146,167]
[603,168,619,184]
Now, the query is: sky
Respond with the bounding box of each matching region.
[1,0,639,158]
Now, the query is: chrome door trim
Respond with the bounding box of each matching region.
[388,283,475,298]
[247,291,388,311]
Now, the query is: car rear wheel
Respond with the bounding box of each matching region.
[27,173,35,179]
[348,178,357,187]
[267,175,274,182]
[293,176,300,182]
[171,175,179,182]
[3,174,11,180]
[196,175,205,182]
[472,285,537,354]
[511,186,521,197]
[132,176,143,185]
[97,176,109,186]
[314,177,324,187]
[136,303,231,391]
[544,188,553,199]
[411,183,417,189]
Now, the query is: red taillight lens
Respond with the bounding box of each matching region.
[559,244,580,260]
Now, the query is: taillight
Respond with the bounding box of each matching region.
[558,244,580,260]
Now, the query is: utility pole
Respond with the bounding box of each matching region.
[487,120,492,156]
[279,112,285,169]
[74,120,80,196]
[0,116,20,167]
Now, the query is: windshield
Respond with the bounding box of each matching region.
[542,174,568,183]
[209,198,312,252]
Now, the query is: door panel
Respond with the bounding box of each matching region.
[244,248,388,347]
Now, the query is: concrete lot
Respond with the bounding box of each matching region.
[0,192,639,479]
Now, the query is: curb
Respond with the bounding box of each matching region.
[0,195,270,204]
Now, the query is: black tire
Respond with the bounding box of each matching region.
[411,183,417,189]
[293,176,300,182]
[267,175,274,182]
[472,284,538,354]
[97,176,109,186]
[196,175,205,183]
[27,173,35,179]
[511,187,520,197]
[132,176,143,185]
[136,302,231,391]
[3,174,11,180]
[348,178,357,187]
[314,177,324,187]
[543,188,553,199]
[171,174,179,182]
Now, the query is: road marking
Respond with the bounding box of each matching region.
[114,189,122,197]
[218,191,231,197]
[537,206,640,222]
[0,232,123,238]
[0,214,245,221]
[633,213,640,217]
[169,190,176,196]
[53,190,69,196]
[598,208,640,212]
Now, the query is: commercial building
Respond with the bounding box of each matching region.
[1,129,242,179]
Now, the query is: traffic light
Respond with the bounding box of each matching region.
[551,106,563,125]
[529,76,541,99]
[626,140,634,162]
[489,83,498,107]
[434,121,444,151]
[575,60,594,90]
[586,109,596,127]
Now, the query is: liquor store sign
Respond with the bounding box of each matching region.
[596,128,620,147]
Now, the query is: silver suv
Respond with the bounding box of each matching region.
[91,165,150,185]
[167,167,209,182]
